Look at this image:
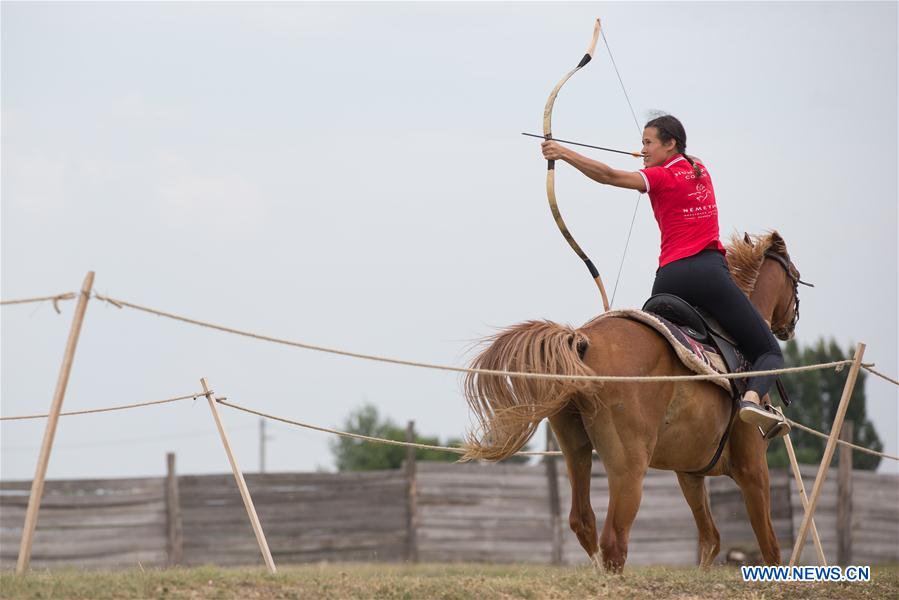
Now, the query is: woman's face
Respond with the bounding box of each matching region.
[641,127,678,168]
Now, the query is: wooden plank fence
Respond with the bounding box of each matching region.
[0,477,169,569]
[416,462,554,564]
[2,459,896,570]
[179,470,409,566]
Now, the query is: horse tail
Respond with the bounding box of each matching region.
[461,320,593,462]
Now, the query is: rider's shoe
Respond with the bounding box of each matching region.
[738,391,782,430]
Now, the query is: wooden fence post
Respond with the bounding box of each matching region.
[789,342,865,566]
[783,433,826,565]
[201,378,276,574]
[405,421,419,563]
[165,452,184,567]
[545,424,563,565]
[16,271,94,575]
[837,420,854,566]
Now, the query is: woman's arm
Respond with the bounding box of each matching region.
[542,141,646,192]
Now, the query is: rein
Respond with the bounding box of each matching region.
[763,251,813,339]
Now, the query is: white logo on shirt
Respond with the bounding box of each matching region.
[681,204,717,220]
[688,183,711,203]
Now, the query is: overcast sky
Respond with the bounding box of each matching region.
[2,2,897,482]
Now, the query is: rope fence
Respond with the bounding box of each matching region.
[0,393,203,421]
[1,389,895,461]
[4,290,897,386]
[2,288,896,463]
[0,292,75,314]
[91,293,876,383]
[216,398,898,462]
[787,420,899,461]
[217,399,468,456]
[863,365,899,387]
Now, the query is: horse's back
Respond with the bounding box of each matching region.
[575,315,733,473]
[577,315,677,376]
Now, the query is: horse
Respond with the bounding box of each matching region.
[462,231,806,572]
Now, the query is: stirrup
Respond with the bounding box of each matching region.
[762,406,790,440]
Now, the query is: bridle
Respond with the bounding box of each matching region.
[763,251,813,339]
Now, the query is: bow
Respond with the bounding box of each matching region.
[543,19,610,311]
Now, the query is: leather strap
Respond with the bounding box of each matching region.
[686,395,739,476]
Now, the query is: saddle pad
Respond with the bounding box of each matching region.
[583,309,731,393]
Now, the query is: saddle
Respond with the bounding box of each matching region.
[639,294,791,407]
[641,293,750,399]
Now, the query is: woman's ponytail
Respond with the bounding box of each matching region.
[682,152,703,180]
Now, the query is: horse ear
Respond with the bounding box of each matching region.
[743,232,752,245]
[770,230,787,253]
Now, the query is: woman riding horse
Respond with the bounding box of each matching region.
[541,114,785,434]
[464,114,804,571]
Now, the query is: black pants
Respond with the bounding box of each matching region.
[652,250,783,398]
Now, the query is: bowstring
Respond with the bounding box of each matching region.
[601,29,643,309]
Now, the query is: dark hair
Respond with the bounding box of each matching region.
[644,114,702,179]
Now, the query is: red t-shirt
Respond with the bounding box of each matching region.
[638,155,726,268]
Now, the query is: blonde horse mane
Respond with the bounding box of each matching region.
[725,230,794,295]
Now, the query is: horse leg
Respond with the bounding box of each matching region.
[728,424,782,565]
[561,374,658,573]
[676,472,721,567]
[597,465,648,572]
[548,405,599,566]
[579,388,652,573]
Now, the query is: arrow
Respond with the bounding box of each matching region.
[521,132,642,158]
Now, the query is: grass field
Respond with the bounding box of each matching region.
[2,563,898,599]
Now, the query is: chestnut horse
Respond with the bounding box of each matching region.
[462,232,805,571]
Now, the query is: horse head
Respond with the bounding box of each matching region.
[742,231,812,341]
